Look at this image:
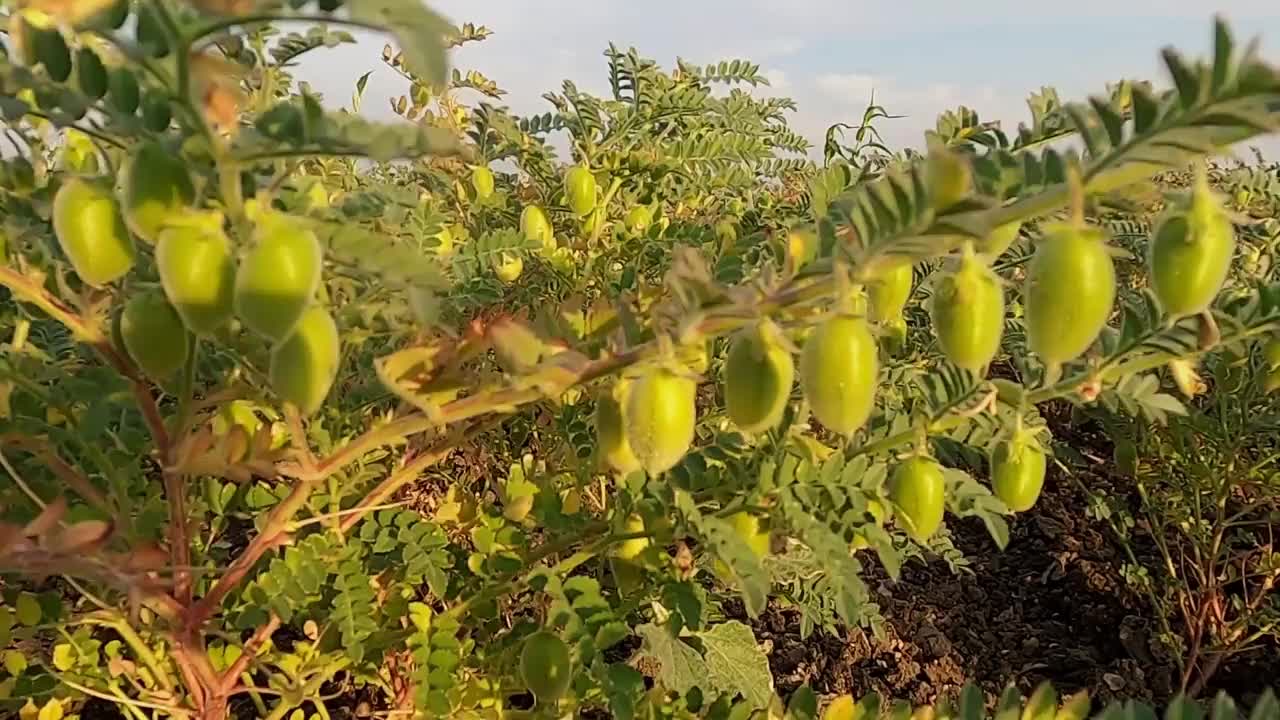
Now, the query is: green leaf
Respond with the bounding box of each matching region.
[634,623,707,697]
[1167,696,1206,720]
[604,663,646,720]
[674,493,769,617]
[696,621,773,710]
[786,686,818,720]
[959,683,985,720]
[996,686,1025,720]
[1023,683,1059,720]
[14,594,40,626]
[0,607,12,646]
[246,102,467,162]
[2,650,26,676]
[662,581,705,633]
[778,495,877,631]
[1248,692,1279,720]
[1212,693,1240,720]
[348,0,451,88]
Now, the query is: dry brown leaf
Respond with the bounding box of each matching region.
[47,519,113,553]
[0,523,27,554]
[23,495,67,537]
[224,424,250,463]
[121,543,170,572]
[189,52,247,133]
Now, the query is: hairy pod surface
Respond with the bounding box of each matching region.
[269,306,340,416]
[234,215,323,341]
[53,177,135,287]
[890,456,946,542]
[121,291,189,379]
[122,141,196,245]
[991,433,1048,512]
[565,165,597,216]
[930,253,1005,371]
[1025,223,1116,371]
[595,382,641,474]
[519,631,572,705]
[520,205,555,251]
[723,324,795,433]
[1149,175,1236,318]
[156,218,236,335]
[624,366,697,475]
[800,315,878,436]
[492,251,523,284]
[471,165,494,200]
[868,260,913,327]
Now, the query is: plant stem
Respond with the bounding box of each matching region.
[189,419,475,625]
[0,434,115,521]
[188,14,388,49]
[336,419,497,533]
[220,612,281,692]
[80,611,177,693]
[589,177,624,247]
[446,527,650,621]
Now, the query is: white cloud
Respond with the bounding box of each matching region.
[762,69,789,91]
[290,1,1280,160]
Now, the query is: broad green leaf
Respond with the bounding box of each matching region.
[1212,693,1240,720]
[1166,696,1206,720]
[1248,693,1278,720]
[347,0,450,88]
[634,623,706,697]
[959,684,984,720]
[787,686,818,720]
[605,663,646,720]
[696,621,773,710]
[14,594,40,626]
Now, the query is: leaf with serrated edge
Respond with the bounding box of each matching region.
[634,623,706,696]
[697,621,773,710]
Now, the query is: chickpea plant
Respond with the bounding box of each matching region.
[0,2,1279,719]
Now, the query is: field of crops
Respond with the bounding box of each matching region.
[1,3,1279,720]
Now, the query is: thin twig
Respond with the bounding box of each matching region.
[0,434,114,519]
[221,612,281,692]
[57,677,193,716]
[0,449,48,508]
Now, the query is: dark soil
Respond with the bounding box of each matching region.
[744,404,1280,711]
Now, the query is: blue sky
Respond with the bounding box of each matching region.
[296,1,1280,158]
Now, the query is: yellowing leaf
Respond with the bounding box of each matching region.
[52,643,75,672]
[823,696,858,720]
[25,0,116,25]
[2,650,27,676]
[37,698,63,720]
